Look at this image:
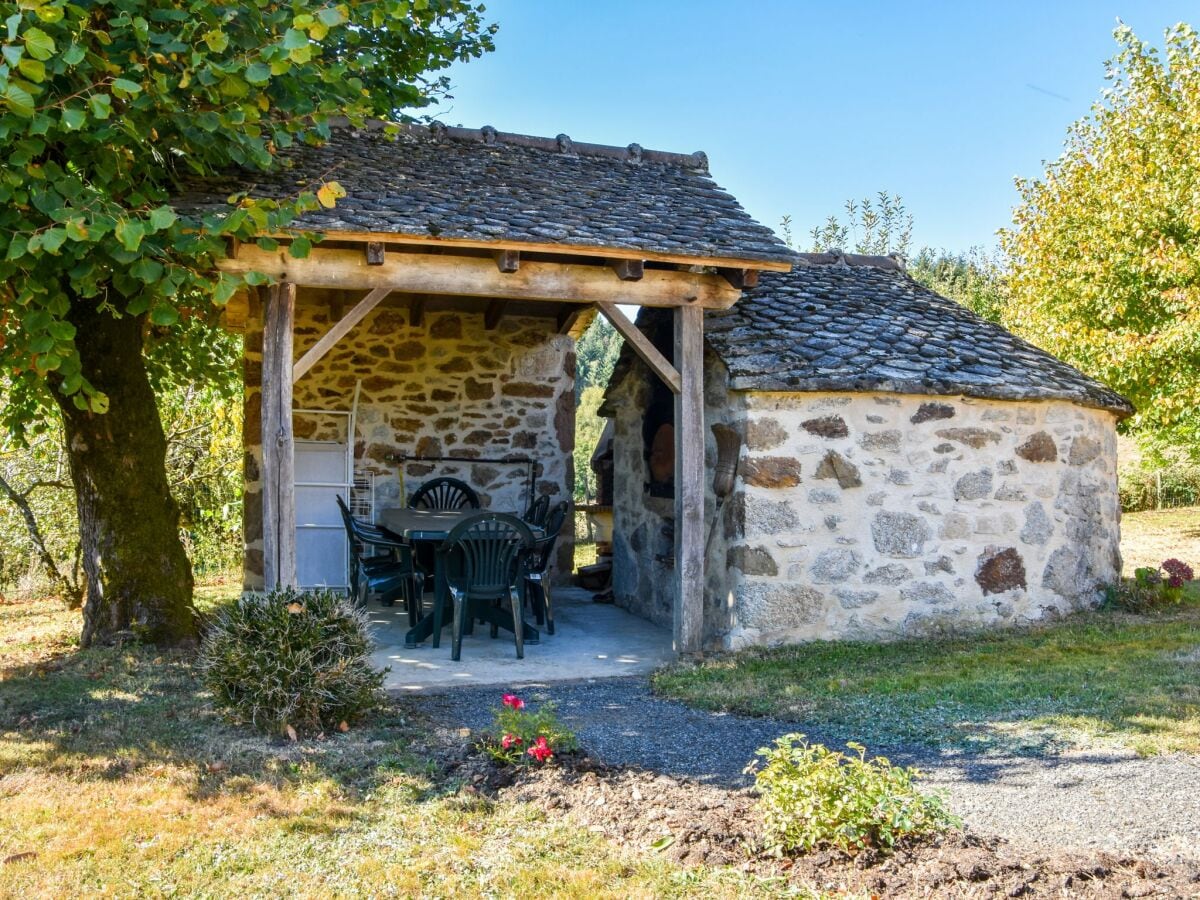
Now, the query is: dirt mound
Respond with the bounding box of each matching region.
[443,744,1200,898]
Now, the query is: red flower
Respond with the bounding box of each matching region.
[501,693,525,710]
[527,735,553,762]
[1162,559,1194,583]
[501,733,523,749]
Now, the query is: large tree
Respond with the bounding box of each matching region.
[1001,23,1200,459]
[0,0,494,646]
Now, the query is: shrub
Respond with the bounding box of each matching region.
[479,693,578,766]
[1119,463,1200,512]
[200,587,386,735]
[751,733,958,855]
[1107,559,1196,611]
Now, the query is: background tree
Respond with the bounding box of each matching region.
[0,1,495,646]
[1001,22,1200,461]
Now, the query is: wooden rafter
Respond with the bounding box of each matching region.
[409,294,425,327]
[718,267,759,290]
[220,246,742,309]
[292,287,392,382]
[494,249,520,273]
[609,258,644,281]
[595,302,681,395]
[365,241,386,265]
[484,299,507,330]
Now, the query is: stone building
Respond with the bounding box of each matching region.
[601,252,1133,648]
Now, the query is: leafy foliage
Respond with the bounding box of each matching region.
[1106,559,1196,612]
[1000,23,1200,459]
[799,191,914,257]
[573,385,606,502]
[751,733,958,855]
[479,693,578,766]
[200,586,385,735]
[573,315,621,502]
[909,246,1009,324]
[1119,460,1200,511]
[0,0,495,435]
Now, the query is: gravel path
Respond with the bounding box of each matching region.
[415,676,1200,862]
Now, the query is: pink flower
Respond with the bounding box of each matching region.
[501,694,525,710]
[527,735,553,763]
[501,733,522,749]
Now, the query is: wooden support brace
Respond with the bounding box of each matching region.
[557,303,587,335]
[719,267,759,290]
[596,302,681,395]
[495,249,520,273]
[409,295,425,328]
[366,241,386,265]
[484,299,507,330]
[673,303,705,653]
[261,283,297,590]
[610,258,644,281]
[292,287,392,383]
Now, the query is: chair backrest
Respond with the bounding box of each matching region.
[439,512,533,599]
[409,477,480,511]
[524,494,550,528]
[526,501,569,576]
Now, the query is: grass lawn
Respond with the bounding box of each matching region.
[655,604,1200,757]
[0,592,803,898]
[1121,505,1200,572]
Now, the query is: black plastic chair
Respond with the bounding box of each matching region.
[408,477,480,511]
[523,494,550,529]
[524,500,569,635]
[336,496,424,625]
[435,512,535,661]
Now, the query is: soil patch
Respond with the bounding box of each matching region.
[439,735,1200,898]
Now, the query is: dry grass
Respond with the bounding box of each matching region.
[0,591,809,898]
[1121,505,1200,572]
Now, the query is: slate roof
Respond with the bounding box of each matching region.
[700,254,1133,415]
[603,254,1132,417]
[173,120,795,265]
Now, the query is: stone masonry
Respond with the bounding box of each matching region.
[243,289,575,590]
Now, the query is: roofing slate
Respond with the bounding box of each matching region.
[702,254,1133,415]
[604,254,1132,417]
[173,121,795,264]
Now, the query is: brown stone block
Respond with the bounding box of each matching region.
[975,546,1027,594]
[437,358,473,374]
[392,340,425,361]
[243,491,263,542]
[742,456,803,488]
[464,378,495,400]
[502,382,555,398]
[430,315,462,339]
[1016,431,1058,463]
[514,431,538,449]
[463,430,491,446]
[746,417,786,450]
[936,427,1001,449]
[431,388,456,402]
[416,436,442,457]
[802,415,849,439]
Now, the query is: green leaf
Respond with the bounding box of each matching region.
[317,7,346,26]
[149,304,179,326]
[61,106,86,130]
[148,206,177,231]
[316,181,345,209]
[3,82,35,117]
[203,30,228,53]
[282,28,308,50]
[245,62,271,84]
[131,258,164,282]
[64,218,89,241]
[289,235,312,258]
[112,78,142,96]
[62,44,85,66]
[40,228,66,254]
[17,57,45,82]
[115,219,145,252]
[22,27,55,61]
[88,93,112,120]
[88,392,110,414]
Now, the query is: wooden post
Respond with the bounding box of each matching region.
[673,304,705,653]
[261,282,297,589]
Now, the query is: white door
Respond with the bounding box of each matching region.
[295,441,350,590]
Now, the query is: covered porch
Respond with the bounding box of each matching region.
[202,121,794,663]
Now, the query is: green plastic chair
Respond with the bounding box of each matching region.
[435,512,535,661]
[524,500,569,635]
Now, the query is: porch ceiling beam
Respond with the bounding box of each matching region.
[365,241,386,265]
[595,302,681,395]
[609,258,644,282]
[484,299,507,330]
[292,287,392,383]
[219,246,742,309]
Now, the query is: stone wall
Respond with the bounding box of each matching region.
[243,290,575,590]
[607,356,1122,648]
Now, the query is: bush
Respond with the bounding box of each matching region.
[479,693,578,765]
[1120,463,1200,512]
[1106,559,1196,612]
[200,587,386,735]
[751,733,958,854]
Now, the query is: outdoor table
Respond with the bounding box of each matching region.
[378,508,542,649]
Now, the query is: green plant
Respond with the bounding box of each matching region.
[751,733,958,854]
[479,693,578,766]
[1108,559,1196,611]
[199,587,385,735]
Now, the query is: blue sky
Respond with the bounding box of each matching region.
[431,1,1190,252]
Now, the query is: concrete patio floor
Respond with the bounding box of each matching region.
[367,586,674,692]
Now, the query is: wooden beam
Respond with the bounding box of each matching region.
[673,303,705,654]
[292,287,392,383]
[219,246,742,309]
[557,303,587,335]
[261,283,297,590]
[595,302,681,395]
[495,249,520,273]
[609,258,644,282]
[260,228,794,272]
[719,267,759,290]
[365,241,386,265]
[409,295,424,327]
[484,299,507,330]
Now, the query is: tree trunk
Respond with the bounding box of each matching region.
[54,303,196,648]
